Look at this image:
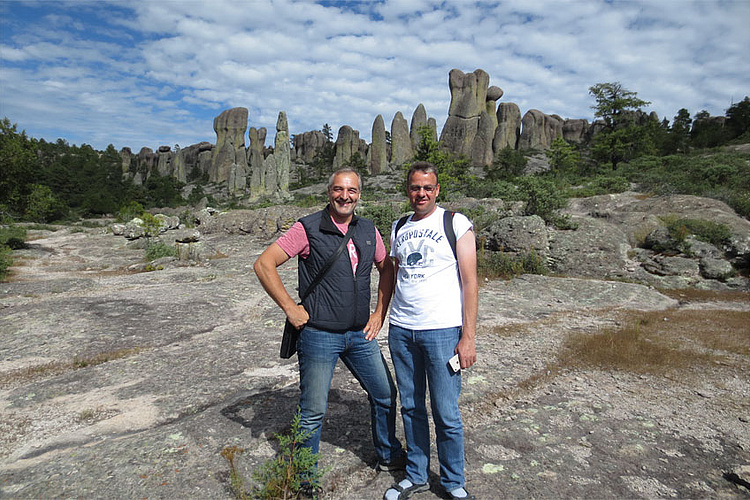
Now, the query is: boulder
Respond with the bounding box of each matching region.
[123,218,145,240]
[481,215,549,256]
[643,255,701,277]
[700,257,735,280]
[548,216,633,279]
[154,214,180,230]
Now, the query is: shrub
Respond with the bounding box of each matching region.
[251,410,326,499]
[516,176,567,222]
[358,203,401,249]
[0,225,27,249]
[25,184,68,222]
[487,147,528,180]
[117,201,144,222]
[0,245,12,281]
[478,250,547,280]
[144,242,177,261]
[662,216,732,247]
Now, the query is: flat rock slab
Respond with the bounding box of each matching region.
[1,226,748,498]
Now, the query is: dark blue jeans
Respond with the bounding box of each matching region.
[389,324,465,491]
[297,326,402,463]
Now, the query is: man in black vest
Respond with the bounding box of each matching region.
[254,168,404,478]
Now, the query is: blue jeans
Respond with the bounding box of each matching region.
[389,324,465,491]
[297,326,402,463]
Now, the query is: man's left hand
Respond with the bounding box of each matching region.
[456,335,477,369]
[363,313,383,341]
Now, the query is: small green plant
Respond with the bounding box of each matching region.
[77,408,97,422]
[517,176,568,222]
[293,194,325,208]
[251,410,326,499]
[478,250,548,280]
[655,215,732,255]
[116,201,145,223]
[140,213,164,237]
[221,446,249,500]
[144,242,177,261]
[358,203,401,250]
[0,225,27,249]
[0,245,12,281]
[0,225,27,281]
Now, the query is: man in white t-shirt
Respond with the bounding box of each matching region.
[384,162,478,500]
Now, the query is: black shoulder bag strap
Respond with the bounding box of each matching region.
[299,224,354,302]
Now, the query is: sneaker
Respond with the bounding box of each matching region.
[376,450,407,472]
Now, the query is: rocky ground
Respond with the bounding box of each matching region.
[1,221,749,499]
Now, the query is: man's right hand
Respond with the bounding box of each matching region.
[285,303,310,329]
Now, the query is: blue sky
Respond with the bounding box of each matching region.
[1,0,748,152]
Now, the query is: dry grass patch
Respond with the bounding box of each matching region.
[487,295,749,404]
[488,324,528,337]
[659,288,750,304]
[0,348,143,389]
[561,308,749,376]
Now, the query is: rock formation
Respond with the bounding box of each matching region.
[209,107,248,185]
[293,130,326,163]
[472,111,496,167]
[439,69,506,167]
[562,118,589,144]
[518,109,563,150]
[390,112,412,167]
[410,104,428,149]
[156,146,172,177]
[332,125,360,171]
[370,115,387,174]
[485,85,504,132]
[263,153,277,195]
[494,102,522,152]
[274,112,290,196]
[248,127,267,198]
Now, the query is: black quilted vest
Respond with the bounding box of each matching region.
[298,207,376,332]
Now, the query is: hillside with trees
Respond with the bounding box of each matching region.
[1,85,749,279]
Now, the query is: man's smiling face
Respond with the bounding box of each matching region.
[327,172,361,222]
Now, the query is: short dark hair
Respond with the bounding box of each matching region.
[406,161,439,186]
[328,168,362,191]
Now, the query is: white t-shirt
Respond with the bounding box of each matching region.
[389,206,473,329]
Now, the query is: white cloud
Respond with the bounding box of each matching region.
[1,0,748,151]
